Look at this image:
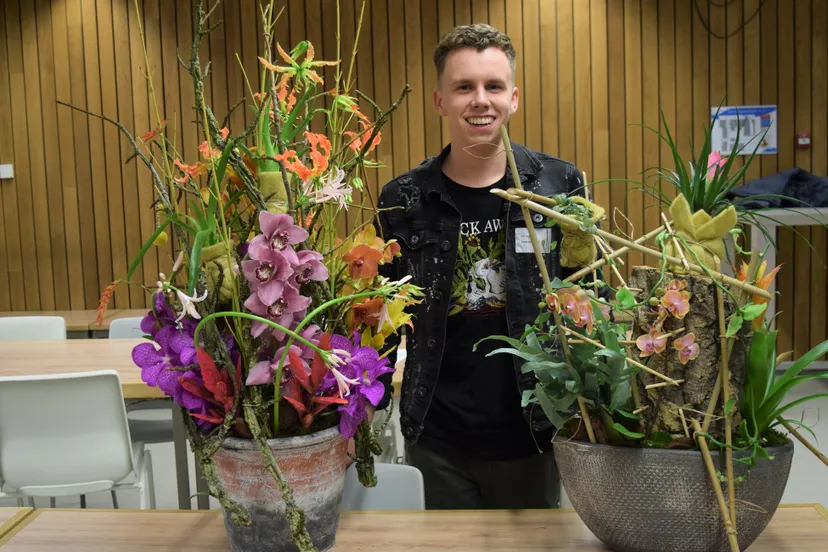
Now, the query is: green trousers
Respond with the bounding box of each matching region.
[405,443,561,510]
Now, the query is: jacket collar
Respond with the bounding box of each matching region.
[421,141,543,201]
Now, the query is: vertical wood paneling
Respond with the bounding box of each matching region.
[522,0,541,151]
[2,0,826,355]
[7,0,44,309]
[642,0,660,238]
[573,0,592,191]
[777,0,795,354]
[624,0,644,271]
[556,0,575,163]
[590,0,610,213]
[811,0,828,353]
[51,0,85,310]
[0,4,22,310]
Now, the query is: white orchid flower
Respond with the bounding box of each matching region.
[174,288,208,322]
[328,365,360,397]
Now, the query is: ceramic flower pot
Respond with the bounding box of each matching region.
[212,427,348,552]
[553,438,794,552]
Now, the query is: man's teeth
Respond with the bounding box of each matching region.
[467,117,494,126]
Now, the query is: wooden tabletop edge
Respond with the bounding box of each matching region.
[0,509,38,547]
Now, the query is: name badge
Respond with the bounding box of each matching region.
[515,227,552,254]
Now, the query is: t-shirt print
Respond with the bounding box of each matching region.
[448,217,506,316]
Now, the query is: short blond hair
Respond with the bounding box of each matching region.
[433,24,516,81]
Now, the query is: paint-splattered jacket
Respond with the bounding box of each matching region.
[374,142,587,444]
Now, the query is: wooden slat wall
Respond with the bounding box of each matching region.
[1,0,827,354]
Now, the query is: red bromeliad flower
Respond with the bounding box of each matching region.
[282,333,348,428]
[179,348,242,425]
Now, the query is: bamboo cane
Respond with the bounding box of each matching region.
[716,287,737,531]
[644,379,685,389]
[560,326,680,386]
[662,212,690,271]
[778,418,828,467]
[491,190,773,300]
[564,224,668,283]
[500,126,596,444]
[691,419,741,552]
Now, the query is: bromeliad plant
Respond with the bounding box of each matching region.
[75,2,418,550]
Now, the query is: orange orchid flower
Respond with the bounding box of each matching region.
[273,131,331,181]
[737,260,782,329]
[258,41,339,87]
[347,297,385,331]
[173,158,207,184]
[344,120,382,155]
[342,244,383,280]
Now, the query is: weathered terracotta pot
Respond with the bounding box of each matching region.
[212,427,347,552]
[553,438,794,552]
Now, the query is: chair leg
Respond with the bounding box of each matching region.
[111,490,119,509]
[50,497,56,508]
[80,494,86,509]
[27,496,35,508]
[16,497,24,507]
[138,450,156,510]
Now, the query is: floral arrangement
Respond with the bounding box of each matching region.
[73,2,417,549]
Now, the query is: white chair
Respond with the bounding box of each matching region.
[340,463,424,510]
[0,370,156,509]
[108,316,175,445]
[0,316,66,340]
[108,317,145,339]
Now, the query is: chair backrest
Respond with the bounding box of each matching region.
[340,463,425,510]
[0,316,66,340]
[0,370,135,496]
[108,317,145,339]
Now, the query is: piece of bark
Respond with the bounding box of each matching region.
[627,266,749,437]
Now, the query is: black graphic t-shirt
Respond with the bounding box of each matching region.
[419,172,540,461]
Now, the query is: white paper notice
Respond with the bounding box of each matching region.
[515,227,551,253]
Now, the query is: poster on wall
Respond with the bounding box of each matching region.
[710,105,777,155]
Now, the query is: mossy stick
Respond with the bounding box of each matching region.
[499,125,596,444]
[716,287,737,530]
[692,418,740,552]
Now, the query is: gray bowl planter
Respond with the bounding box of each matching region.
[553,438,794,552]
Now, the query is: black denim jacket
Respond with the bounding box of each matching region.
[374,142,587,444]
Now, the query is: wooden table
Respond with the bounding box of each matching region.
[0,508,33,542]
[0,505,826,550]
[0,339,163,399]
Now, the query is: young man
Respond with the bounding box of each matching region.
[375,24,588,510]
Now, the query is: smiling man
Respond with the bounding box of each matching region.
[375,24,589,510]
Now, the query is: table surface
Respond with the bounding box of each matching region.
[0,339,163,399]
[0,508,33,541]
[0,309,149,332]
[0,505,826,551]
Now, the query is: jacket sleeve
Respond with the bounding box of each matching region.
[373,187,401,411]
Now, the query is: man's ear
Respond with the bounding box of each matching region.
[433,87,447,116]
[510,86,519,115]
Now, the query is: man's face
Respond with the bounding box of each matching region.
[434,46,519,148]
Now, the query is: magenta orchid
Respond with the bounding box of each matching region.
[635,327,669,358]
[674,333,700,364]
[243,283,312,338]
[248,212,309,265]
[293,250,329,285]
[242,252,293,305]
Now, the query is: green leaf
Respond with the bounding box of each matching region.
[644,431,673,448]
[724,397,737,417]
[741,303,768,321]
[613,422,645,440]
[616,287,636,310]
[187,230,209,296]
[534,384,567,428]
[126,218,171,281]
[726,314,743,338]
[615,409,641,421]
[550,277,573,290]
[487,347,547,363]
[474,334,529,352]
[521,390,536,408]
